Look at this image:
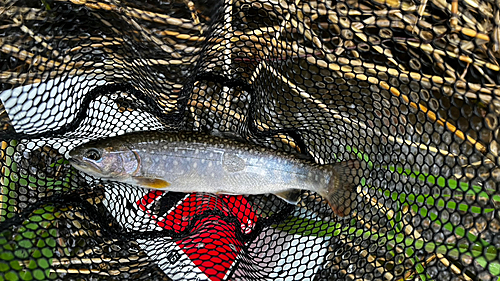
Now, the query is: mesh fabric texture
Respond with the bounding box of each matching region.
[0,0,499,280]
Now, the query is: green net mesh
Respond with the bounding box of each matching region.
[1,0,499,280]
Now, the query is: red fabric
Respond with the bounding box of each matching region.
[137,191,258,281]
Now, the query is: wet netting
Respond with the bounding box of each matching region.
[0,0,499,280]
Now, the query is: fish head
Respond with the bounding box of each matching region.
[68,138,139,180]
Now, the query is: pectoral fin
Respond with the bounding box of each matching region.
[132,177,170,189]
[274,189,302,205]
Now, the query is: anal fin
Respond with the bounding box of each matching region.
[274,189,302,205]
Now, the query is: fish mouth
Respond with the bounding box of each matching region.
[68,157,104,176]
[68,157,85,168]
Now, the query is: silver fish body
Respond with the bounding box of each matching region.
[68,131,359,216]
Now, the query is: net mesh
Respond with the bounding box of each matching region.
[1,0,499,280]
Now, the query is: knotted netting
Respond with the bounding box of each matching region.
[0,0,499,280]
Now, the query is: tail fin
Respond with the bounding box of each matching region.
[320,160,360,217]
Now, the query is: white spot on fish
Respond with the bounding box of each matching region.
[222,153,245,173]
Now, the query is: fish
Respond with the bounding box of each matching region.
[68,131,360,217]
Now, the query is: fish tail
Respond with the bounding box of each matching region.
[321,160,360,217]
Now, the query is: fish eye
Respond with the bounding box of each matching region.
[84,148,101,161]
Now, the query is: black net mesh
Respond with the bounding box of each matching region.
[1,0,499,280]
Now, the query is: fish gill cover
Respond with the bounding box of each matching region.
[0,0,499,280]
